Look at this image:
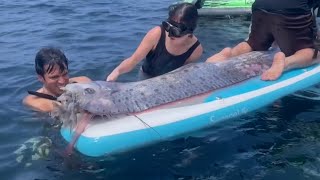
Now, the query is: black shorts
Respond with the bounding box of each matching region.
[247,9,315,56]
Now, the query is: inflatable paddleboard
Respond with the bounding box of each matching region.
[183,0,253,16]
[60,61,320,157]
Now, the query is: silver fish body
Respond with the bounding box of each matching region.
[55,51,275,126]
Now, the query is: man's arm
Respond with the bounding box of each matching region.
[69,76,91,83]
[23,95,54,112]
[23,76,91,112]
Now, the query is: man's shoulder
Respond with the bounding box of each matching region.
[23,91,54,112]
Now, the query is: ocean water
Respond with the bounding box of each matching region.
[1,0,320,179]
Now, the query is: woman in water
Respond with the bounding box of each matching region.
[106,2,203,81]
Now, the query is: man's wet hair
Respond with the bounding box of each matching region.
[168,2,200,32]
[35,48,69,77]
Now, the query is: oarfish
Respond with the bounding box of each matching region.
[54,51,275,127]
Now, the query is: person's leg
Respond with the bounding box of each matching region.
[284,48,315,70]
[262,13,316,81]
[261,51,285,81]
[206,47,231,63]
[230,42,253,56]
[206,42,252,63]
[261,48,315,81]
[206,10,272,63]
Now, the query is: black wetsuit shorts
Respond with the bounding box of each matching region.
[247,9,315,56]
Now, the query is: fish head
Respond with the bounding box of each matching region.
[80,81,124,115]
[53,81,123,127]
[54,82,102,127]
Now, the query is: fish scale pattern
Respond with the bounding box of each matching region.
[74,51,275,116]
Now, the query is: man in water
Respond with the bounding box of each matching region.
[207,0,319,81]
[23,47,91,112]
[23,47,92,155]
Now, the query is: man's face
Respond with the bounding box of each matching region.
[38,64,69,96]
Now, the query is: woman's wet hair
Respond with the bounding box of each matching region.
[168,2,200,32]
[35,48,69,77]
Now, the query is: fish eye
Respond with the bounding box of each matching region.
[103,87,112,91]
[84,88,95,94]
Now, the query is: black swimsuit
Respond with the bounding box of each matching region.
[27,91,58,101]
[27,81,79,101]
[142,25,200,77]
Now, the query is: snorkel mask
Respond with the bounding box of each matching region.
[162,20,193,38]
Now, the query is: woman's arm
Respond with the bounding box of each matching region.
[106,26,161,81]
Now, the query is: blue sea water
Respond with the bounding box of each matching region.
[1,0,320,179]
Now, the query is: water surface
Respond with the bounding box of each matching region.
[1,0,320,179]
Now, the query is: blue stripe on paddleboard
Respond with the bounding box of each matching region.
[61,125,161,157]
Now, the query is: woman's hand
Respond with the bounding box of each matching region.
[106,70,120,81]
[105,27,160,82]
